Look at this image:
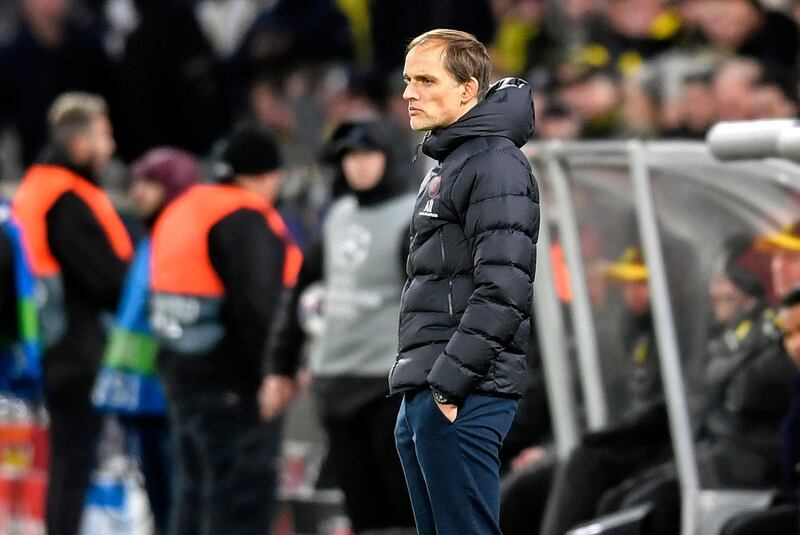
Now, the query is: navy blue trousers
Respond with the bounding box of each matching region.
[394,389,517,535]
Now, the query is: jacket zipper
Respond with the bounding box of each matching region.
[439,228,454,315]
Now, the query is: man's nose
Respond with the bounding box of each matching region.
[403,84,417,101]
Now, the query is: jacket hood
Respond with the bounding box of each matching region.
[422,77,535,162]
[325,119,412,205]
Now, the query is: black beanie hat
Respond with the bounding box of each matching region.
[214,124,282,181]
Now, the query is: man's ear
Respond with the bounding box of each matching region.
[462,77,480,104]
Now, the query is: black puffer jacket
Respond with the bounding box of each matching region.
[389,78,539,404]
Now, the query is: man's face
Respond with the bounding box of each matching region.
[698,0,760,49]
[622,279,650,316]
[240,170,283,205]
[342,150,386,192]
[772,249,800,299]
[779,304,800,369]
[402,43,470,131]
[709,275,752,325]
[129,178,165,219]
[70,115,116,173]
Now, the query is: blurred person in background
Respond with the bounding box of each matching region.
[92,147,201,534]
[489,0,563,79]
[12,92,132,535]
[0,0,113,167]
[723,285,800,534]
[619,76,662,138]
[368,0,494,78]
[694,0,798,73]
[713,57,764,121]
[690,237,792,491]
[231,0,353,85]
[576,0,685,78]
[758,220,800,299]
[149,125,301,535]
[114,0,226,161]
[0,210,16,375]
[558,66,622,138]
[574,236,794,535]
[261,119,416,534]
[536,100,582,140]
[721,265,800,534]
[663,73,718,138]
[541,246,671,535]
[753,71,800,119]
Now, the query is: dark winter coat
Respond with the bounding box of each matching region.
[389,78,539,405]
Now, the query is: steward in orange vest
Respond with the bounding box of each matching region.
[151,183,301,392]
[149,125,300,535]
[12,92,131,535]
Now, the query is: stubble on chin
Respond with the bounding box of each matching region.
[409,117,431,132]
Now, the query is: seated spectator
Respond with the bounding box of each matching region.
[753,71,799,119]
[577,0,685,77]
[115,0,225,160]
[551,235,797,535]
[0,0,113,166]
[668,73,717,139]
[536,100,582,140]
[694,0,799,74]
[722,285,800,535]
[558,66,622,139]
[489,0,563,77]
[758,220,800,299]
[540,246,672,535]
[235,0,353,75]
[619,76,662,138]
[713,58,763,121]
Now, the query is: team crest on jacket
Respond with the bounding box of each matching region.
[420,175,441,218]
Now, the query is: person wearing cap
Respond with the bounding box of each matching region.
[721,285,800,535]
[545,238,797,534]
[149,125,301,535]
[261,120,415,534]
[541,245,671,535]
[603,246,662,414]
[92,147,201,534]
[11,92,132,535]
[756,220,800,299]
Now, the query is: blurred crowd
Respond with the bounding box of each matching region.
[3,0,800,534]
[1,0,799,208]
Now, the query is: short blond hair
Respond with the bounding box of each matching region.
[407,29,492,100]
[48,92,108,130]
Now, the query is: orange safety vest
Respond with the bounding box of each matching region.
[149,184,302,354]
[152,184,301,294]
[11,164,133,347]
[12,165,133,276]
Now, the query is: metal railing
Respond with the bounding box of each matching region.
[528,129,800,533]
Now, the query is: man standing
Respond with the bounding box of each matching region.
[261,120,415,534]
[149,125,301,535]
[93,147,202,534]
[12,92,132,535]
[390,29,539,535]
